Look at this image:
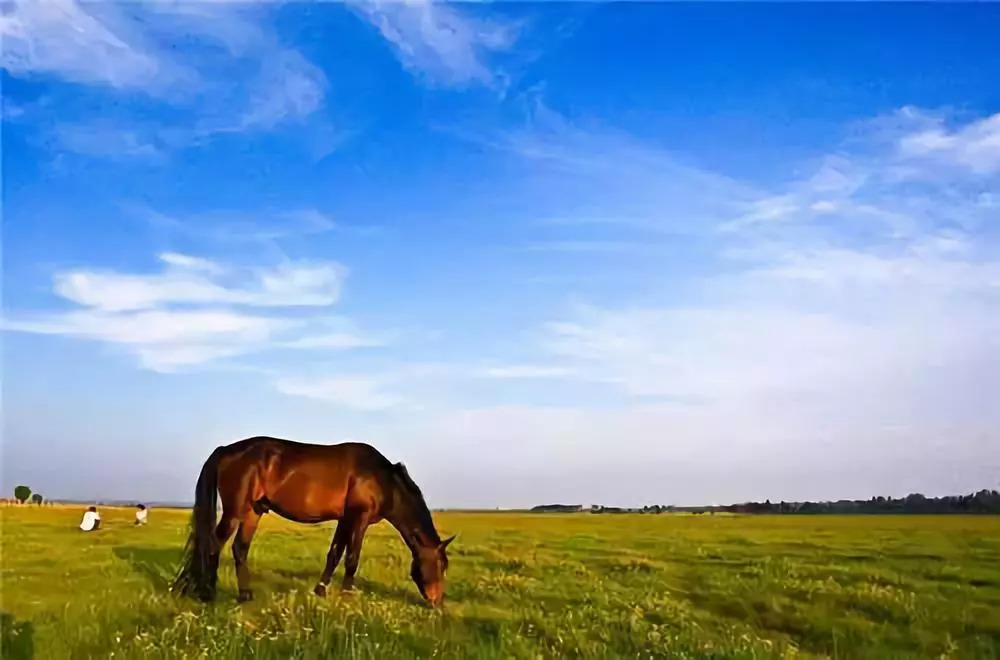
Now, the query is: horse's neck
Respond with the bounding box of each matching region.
[386,487,437,551]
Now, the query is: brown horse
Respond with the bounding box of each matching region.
[171,436,454,606]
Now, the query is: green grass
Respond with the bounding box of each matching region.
[2,506,999,658]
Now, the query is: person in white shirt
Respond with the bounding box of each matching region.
[79,506,101,531]
[135,503,148,526]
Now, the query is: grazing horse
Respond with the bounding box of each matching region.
[171,436,454,606]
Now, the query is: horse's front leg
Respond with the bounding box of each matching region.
[341,513,370,593]
[314,519,349,597]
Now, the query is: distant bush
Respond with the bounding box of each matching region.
[31,493,43,505]
[13,486,31,504]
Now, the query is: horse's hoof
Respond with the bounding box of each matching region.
[237,590,253,603]
[340,586,357,596]
[313,584,327,597]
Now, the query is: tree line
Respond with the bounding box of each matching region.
[534,489,1000,515]
[717,490,1000,515]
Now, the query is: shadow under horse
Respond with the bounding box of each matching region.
[170,436,455,606]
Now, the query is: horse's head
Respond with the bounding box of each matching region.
[410,534,455,607]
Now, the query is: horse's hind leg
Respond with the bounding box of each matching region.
[314,519,350,597]
[216,457,256,602]
[233,511,261,602]
[210,515,239,598]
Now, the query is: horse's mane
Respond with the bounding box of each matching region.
[392,462,440,544]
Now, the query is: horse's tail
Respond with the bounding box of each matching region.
[171,445,225,601]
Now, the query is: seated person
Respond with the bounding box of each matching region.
[135,503,148,526]
[79,506,101,531]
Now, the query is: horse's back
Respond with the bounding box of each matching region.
[219,436,394,522]
[229,436,388,461]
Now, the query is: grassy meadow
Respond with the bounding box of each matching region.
[1,505,999,659]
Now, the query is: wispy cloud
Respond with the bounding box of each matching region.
[233,49,326,131]
[136,206,338,245]
[2,0,328,156]
[2,252,385,372]
[349,0,520,89]
[467,100,760,239]
[275,315,389,350]
[1,0,189,94]
[275,375,403,411]
[896,110,1000,175]
[724,112,1000,243]
[474,364,576,380]
[281,332,386,350]
[51,253,344,312]
[52,122,165,160]
[518,109,1000,406]
[402,105,1000,502]
[6,307,293,372]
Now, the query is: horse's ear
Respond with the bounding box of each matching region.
[440,535,456,550]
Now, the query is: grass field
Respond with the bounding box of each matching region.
[1,506,999,659]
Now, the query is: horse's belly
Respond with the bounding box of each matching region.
[264,482,349,523]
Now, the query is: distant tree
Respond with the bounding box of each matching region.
[530,503,583,513]
[13,486,31,504]
[31,493,43,505]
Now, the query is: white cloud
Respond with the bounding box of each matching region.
[6,307,287,346]
[275,376,402,411]
[52,253,344,312]
[750,246,1000,295]
[898,112,1000,174]
[275,314,388,350]
[3,307,293,372]
[0,0,185,92]
[2,251,384,372]
[410,267,998,504]
[521,109,1000,410]
[722,155,872,232]
[723,115,1000,248]
[542,296,999,403]
[2,0,328,155]
[158,252,224,274]
[397,105,1000,504]
[234,49,326,130]
[349,0,519,89]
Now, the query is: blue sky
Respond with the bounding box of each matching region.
[2,1,999,507]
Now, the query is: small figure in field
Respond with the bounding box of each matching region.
[135,503,148,526]
[79,506,101,531]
